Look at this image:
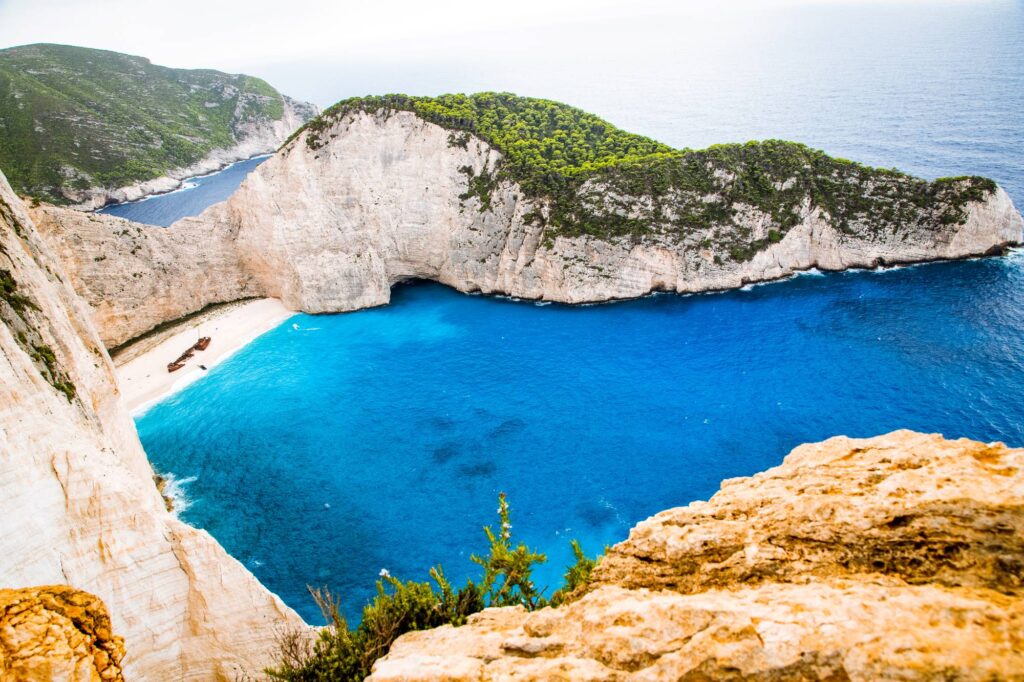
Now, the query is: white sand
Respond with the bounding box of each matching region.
[115,298,296,415]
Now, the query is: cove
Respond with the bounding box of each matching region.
[98,155,270,227]
[135,254,1024,623]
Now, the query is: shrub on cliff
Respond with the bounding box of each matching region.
[265,493,598,682]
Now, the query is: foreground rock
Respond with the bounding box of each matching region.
[32,105,1023,348]
[0,170,306,679]
[0,586,125,681]
[368,431,1024,681]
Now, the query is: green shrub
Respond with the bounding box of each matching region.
[550,539,598,606]
[471,492,547,609]
[266,494,598,681]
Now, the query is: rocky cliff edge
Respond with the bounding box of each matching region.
[368,430,1024,681]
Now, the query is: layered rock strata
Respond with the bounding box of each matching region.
[368,430,1024,681]
[33,109,1023,350]
[0,169,306,680]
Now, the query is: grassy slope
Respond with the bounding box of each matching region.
[0,43,293,202]
[298,93,996,259]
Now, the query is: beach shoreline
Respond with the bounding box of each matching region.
[115,298,296,416]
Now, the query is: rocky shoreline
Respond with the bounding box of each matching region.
[86,152,271,211]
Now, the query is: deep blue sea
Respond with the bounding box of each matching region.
[97,155,269,226]
[131,3,1024,623]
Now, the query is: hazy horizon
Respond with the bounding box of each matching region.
[0,0,1010,112]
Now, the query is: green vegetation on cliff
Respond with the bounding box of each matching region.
[297,93,997,261]
[0,43,310,203]
[0,195,75,400]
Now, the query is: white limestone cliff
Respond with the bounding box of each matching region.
[32,110,1023,349]
[0,170,307,680]
[219,110,1021,312]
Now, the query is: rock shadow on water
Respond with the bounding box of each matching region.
[576,498,620,529]
[458,461,497,478]
[431,442,461,464]
[488,418,527,439]
[428,416,456,431]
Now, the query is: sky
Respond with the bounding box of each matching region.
[0,0,993,108]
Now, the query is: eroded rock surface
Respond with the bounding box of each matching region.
[0,170,306,680]
[0,586,125,682]
[368,431,1024,681]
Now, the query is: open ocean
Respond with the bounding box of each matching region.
[130,2,1024,622]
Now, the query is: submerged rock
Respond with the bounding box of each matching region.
[367,431,1024,680]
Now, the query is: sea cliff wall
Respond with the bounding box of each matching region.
[0,169,306,680]
[218,111,1022,313]
[33,109,1023,349]
[33,207,261,348]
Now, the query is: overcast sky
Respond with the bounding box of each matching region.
[0,0,997,108]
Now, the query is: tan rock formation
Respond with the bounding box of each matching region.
[0,170,306,680]
[0,586,125,682]
[32,109,1023,349]
[367,431,1024,681]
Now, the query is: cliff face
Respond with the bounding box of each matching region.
[368,430,1024,681]
[220,110,1021,312]
[31,207,261,348]
[0,170,306,679]
[0,586,125,682]
[36,109,1023,346]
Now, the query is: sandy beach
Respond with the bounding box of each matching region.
[114,298,296,415]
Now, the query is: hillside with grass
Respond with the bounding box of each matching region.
[0,43,315,204]
[299,93,996,258]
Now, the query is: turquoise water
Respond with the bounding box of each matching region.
[98,155,268,227]
[132,2,1024,623]
[138,256,1024,623]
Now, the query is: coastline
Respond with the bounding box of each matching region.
[95,153,273,211]
[68,132,292,210]
[115,298,296,416]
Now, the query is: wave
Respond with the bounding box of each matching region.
[159,473,197,514]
